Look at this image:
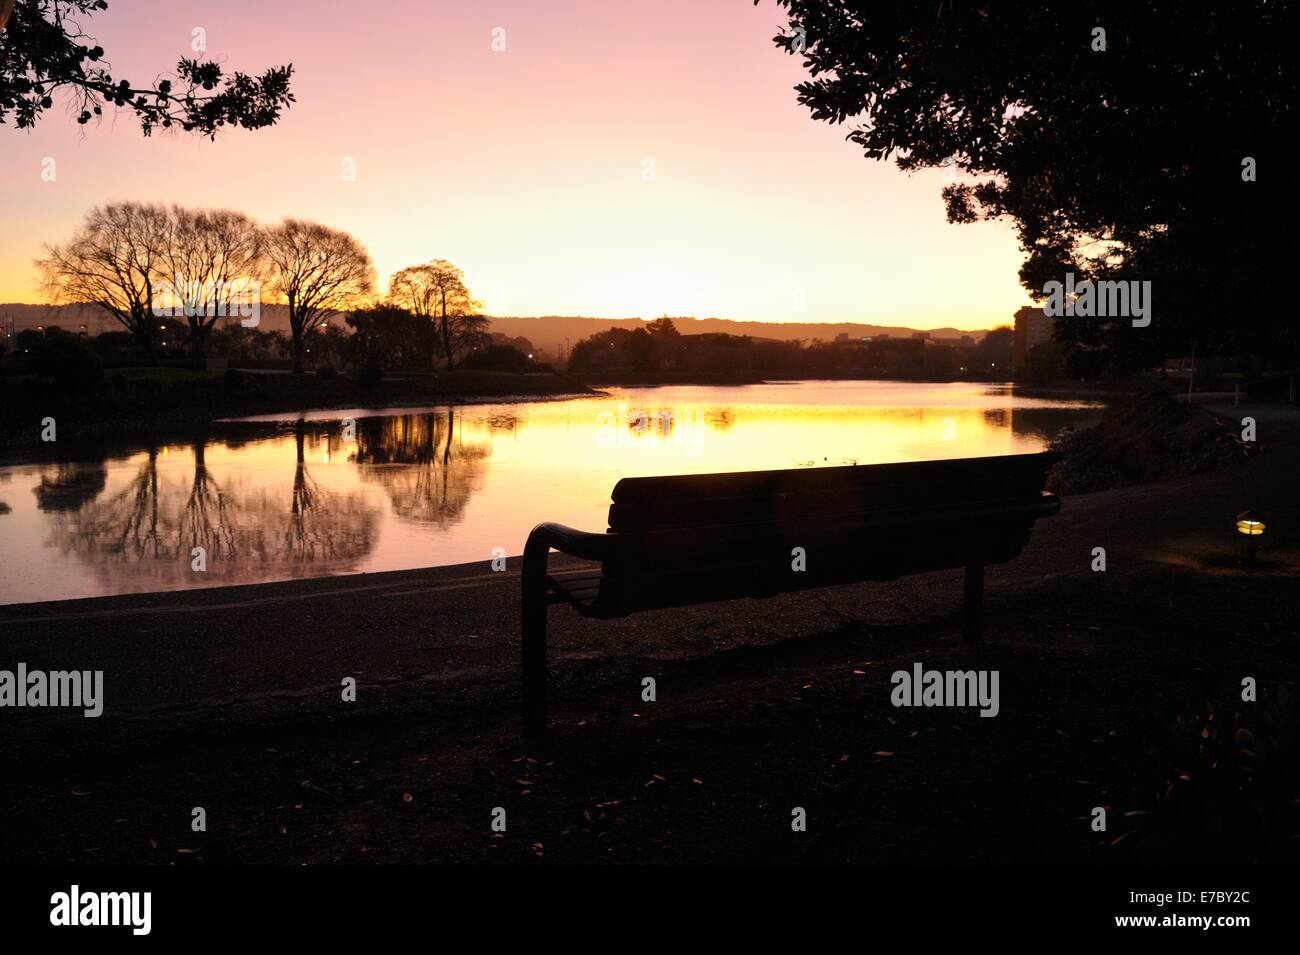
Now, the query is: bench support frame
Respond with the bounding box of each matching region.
[521,540,548,739]
[963,562,984,646]
[522,521,998,738]
[522,523,615,739]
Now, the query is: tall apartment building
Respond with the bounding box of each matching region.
[1013,305,1055,367]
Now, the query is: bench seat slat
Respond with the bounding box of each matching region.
[598,534,1030,614]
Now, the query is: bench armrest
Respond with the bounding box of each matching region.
[523,522,616,564]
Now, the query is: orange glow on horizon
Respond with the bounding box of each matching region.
[0,1,1030,332]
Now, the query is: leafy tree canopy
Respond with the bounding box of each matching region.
[764,1,1293,370]
[1,0,294,136]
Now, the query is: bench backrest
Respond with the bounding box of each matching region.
[609,452,1057,533]
[599,452,1060,612]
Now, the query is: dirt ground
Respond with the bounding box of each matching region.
[2,565,1297,865]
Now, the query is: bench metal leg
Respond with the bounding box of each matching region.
[521,536,550,739]
[963,562,984,645]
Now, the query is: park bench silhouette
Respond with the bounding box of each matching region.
[521,451,1060,735]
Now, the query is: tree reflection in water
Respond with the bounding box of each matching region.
[33,461,108,513]
[179,440,238,564]
[42,430,380,588]
[65,447,169,564]
[351,410,490,527]
[285,421,378,563]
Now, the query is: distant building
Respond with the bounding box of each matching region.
[931,335,976,349]
[1013,306,1054,367]
[831,332,875,348]
[866,337,925,372]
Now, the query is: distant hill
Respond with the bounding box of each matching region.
[0,303,993,353]
[486,315,989,355]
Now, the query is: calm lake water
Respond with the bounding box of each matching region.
[0,381,1103,605]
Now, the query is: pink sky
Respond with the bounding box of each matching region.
[0,0,1029,330]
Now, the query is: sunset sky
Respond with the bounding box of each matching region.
[0,0,1030,330]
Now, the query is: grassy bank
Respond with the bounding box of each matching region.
[0,367,595,452]
[573,370,766,387]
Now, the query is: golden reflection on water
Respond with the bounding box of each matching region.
[0,382,1101,603]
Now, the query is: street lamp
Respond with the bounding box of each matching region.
[1236,510,1266,565]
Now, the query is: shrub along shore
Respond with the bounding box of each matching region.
[0,366,595,455]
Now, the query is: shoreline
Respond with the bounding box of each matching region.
[5,402,1292,616]
[0,392,605,467]
[0,369,602,458]
[0,370,1134,458]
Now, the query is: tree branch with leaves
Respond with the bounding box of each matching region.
[1,0,293,136]
[763,0,1292,373]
